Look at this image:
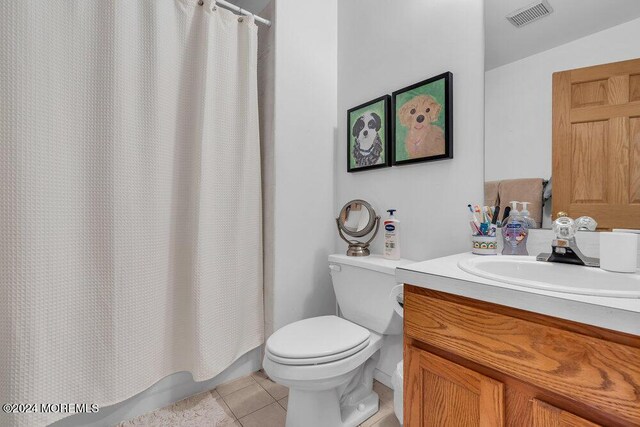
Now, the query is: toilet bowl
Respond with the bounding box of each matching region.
[263,255,412,427]
[263,316,383,427]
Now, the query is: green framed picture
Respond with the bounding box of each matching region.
[347,95,391,172]
[392,72,453,165]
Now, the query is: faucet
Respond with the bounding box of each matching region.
[536,216,600,267]
[575,215,598,232]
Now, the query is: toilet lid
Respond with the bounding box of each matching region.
[266,315,370,361]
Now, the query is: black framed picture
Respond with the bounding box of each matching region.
[347,95,391,172]
[392,72,453,165]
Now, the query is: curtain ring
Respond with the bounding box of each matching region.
[198,0,204,5]
[238,17,243,22]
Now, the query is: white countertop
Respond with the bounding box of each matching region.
[396,252,640,336]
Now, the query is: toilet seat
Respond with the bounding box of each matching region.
[267,338,370,365]
[266,315,370,366]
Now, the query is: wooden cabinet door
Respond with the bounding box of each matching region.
[552,57,640,229]
[405,345,504,426]
[532,399,600,427]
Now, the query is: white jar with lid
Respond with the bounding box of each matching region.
[600,232,638,273]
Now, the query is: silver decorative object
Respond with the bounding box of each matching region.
[336,200,380,257]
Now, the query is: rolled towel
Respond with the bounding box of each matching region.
[484,180,500,208]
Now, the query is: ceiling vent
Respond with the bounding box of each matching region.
[506,0,553,28]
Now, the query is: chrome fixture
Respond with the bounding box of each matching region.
[575,216,597,231]
[197,0,272,27]
[336,200,380,257]
[536,216,600,267]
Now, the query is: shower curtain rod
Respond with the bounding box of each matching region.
[208,0,272,27]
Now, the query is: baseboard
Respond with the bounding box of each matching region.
[373,368,393,389]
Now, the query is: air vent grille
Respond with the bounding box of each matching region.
[506,1,553,28]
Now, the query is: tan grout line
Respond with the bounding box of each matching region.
[253,372,292,403]
[236,400,277,424]
[211,391,239,422]
[220,375,276,421]
[217,375,257,399]
[255,378,281,400]
[254,378,268,391]
[252,374,289,414]
[220,394,241,420]
[222,400,241,420]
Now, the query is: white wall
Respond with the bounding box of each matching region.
[267,0,339,335]
[485,16,640,182]
[337,0,485,262]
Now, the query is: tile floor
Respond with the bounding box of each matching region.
[118,370,400,427]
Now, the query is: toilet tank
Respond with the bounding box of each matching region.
[328,254,413,335]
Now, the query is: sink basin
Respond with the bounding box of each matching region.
[458,256,640,298]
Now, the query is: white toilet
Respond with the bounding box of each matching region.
[263,254,410,427]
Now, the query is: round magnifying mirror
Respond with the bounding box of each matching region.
[336,200,380,256]
[339,200,375,237]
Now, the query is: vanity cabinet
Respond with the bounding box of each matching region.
[403,285,640,427]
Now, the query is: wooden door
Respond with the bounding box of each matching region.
[405,345,504,426]
[532,399,600,427]
[553,57,640,229]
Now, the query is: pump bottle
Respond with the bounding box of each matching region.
[384,209,400,260]
[501,201,529,255]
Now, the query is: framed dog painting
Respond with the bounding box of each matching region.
[392,72,453,165]
[347,95,391,172]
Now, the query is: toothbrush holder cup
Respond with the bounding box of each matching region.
[471,235,498,255]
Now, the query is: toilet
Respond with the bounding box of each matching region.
[262,254,410,427]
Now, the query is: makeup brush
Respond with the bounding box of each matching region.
[491,206,500,225]
[489,206,500,236]
[501,206,511,224]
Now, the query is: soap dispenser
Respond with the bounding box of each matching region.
[501,201,529,255]
[520,202,536,229]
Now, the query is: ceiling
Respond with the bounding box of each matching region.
[231,0,640,71]
[485,0,640,70]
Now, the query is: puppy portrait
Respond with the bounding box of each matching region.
[398,95,444,158]
[352,112,383,167]
[392,72,452,165]
[347,95,390,172]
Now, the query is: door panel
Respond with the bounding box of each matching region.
[553,57,640,229]
[532,399,600,427]
[423,372,479,426]
[571,80,607,108]
[631,117,640,203]
[630,74,640,102]
[405,345,504,427]
[570,121,607,203]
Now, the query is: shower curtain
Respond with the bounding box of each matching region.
[0,1,263,426]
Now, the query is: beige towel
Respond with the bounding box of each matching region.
[484,181,500,207]
[498,178,544,228]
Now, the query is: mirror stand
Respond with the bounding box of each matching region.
[336,216,380,256]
